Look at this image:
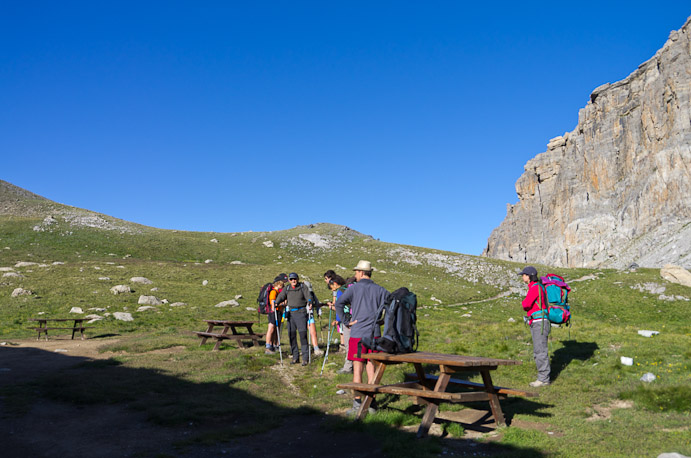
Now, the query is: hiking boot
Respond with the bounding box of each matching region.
[337,367,353,374]
[345,399,376,417]
[264,348,275,355]
[301,361,309,366]
[290,359,299,365]
[313,347,323,356]
[529,380,551,387]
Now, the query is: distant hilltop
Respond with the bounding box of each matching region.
[484,16,691,269]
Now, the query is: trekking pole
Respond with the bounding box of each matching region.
[307,304,313,365]
[320,307,333,376]
[274,307,283,365]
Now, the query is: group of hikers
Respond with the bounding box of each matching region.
[259,260,560,415]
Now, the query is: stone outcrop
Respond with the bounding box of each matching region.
[484,17,691,268]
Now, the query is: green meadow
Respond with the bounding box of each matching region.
[0,211,689,457]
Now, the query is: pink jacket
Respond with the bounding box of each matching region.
[522,281,547,324]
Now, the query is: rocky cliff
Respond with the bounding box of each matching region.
[484,17,691,269]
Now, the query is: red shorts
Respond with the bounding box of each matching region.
[348,337,380,362]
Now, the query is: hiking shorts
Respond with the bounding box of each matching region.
[267,309,281,326]
[348,337,380,362]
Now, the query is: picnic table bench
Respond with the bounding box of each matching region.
[337,351,536,438]
[29,318,92,341]
[193,320,265,351]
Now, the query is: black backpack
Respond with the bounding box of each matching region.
[257,283,273,315]
[360,287,419,355]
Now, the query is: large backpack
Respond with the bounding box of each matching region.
[257,282,273,315]
[360,287,419,355]
[530,274,571,327]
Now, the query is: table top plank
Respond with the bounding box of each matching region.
[29,318,87,322]
[363,351,521,367]
[203,320,254,326]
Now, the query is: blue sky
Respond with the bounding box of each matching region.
[2,2,689,255]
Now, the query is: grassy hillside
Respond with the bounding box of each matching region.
[0,181,689,457]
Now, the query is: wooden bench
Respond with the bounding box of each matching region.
[337,351,535,438]
[194,320,265,351]
[28,318,92,340]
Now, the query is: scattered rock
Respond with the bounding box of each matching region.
[637,330,659,337]
[230,260,244,265]
[658,453,690,458]
[202,280,209,286]
[620,357,633,366]
[215,300,240,308]
[263,240,274,248]
[15,261,38,267]
[169,302,187,307]
[69,307,84,314]
[234,294,243,300]
[130,277,153,284]
[660,265,691,287]
[138,295,163,306]
[11,288,33,297]
[85,314,103,323]
[210,238,218,243]
[0,267,14,272]
[2,272,23,278]
[640,373,656,382]
[430,296,442,304]
[204,259,213,264]
[98,277,111,281]
[150,287,159,292]
[508,317,516,323]
[110,285,132,295]
[89,307,106,312]
[137,306,157,312]
[113,312,133,321]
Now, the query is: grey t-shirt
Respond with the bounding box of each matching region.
[334,278,390,339]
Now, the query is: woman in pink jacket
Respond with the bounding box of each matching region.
[519,266,551,387]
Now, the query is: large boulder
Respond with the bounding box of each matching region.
[130,277,153,284]
[660,264,691,287]
[110,285,132,295]
[138,295,163,306]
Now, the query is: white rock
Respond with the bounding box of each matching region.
[202,280,209,286]
[263,240,274,248]
[210,238,219,243]
[637,330,659,338]
[150,287,159,292]
[11,288,32,297]
[98,277,111,281]
[508,317,516,323]
[245,307,254,311]
[89,307,106,312]
[137,306,157,312]
[169,302,187,307]
[110,285,132,294]
[162,299,168,304]
[85,314,103,321]
[0,267,14,272]
[130,277,153,284]
[230,261,244,265]
[69,307,84,314]
[215,300,240,308]
[640,373,656,382]
[113,312,134,321]
[336,389,346,395]
[138,295,163,306]
[15,262,38,267]
[52,261,65,265]
[2,272,23,278]
[657,453,690,458]
[430,296,442,304]
[462,313,472,318]
[620,357,634,366]
[204,259,213,264]
[234,295,243,300]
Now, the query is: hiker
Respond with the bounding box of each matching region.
[335,260,390,415]
[323,269,336,285]
[519,266,551,387]
[265,277,285,355]
[326,275,352,374]
[273,272,312,365]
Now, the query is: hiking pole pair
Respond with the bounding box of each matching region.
[274,306,283,365]
[320,307,333,376]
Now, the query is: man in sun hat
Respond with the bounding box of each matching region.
[335,260,390,415]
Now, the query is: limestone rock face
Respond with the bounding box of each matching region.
[484,17,691,269]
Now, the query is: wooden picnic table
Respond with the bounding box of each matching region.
[28,317,92,341]
[337,351,536,438]
[193,320,264,351]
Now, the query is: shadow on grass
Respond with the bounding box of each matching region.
[0,346,547,458]
[551,340,599,381]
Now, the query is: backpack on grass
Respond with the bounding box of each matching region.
[359,287,419,355]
